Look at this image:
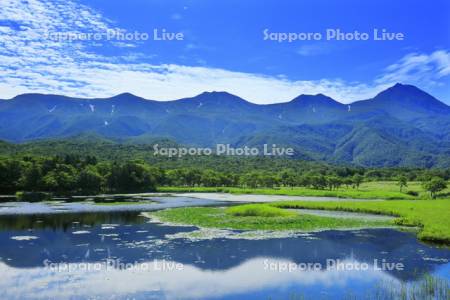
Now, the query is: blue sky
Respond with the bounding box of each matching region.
[0,0,449,104]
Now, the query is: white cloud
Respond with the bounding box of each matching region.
[0,0,448,104]
[0,258,398,299]
[376,50,450,87]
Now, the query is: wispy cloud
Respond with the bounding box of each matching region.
[0,0,448,104]
[376,50,450,87]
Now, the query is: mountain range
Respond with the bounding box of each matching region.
[1,83,449,167]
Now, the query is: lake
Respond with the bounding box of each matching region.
[0,196,448,299]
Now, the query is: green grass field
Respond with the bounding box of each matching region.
[149,204,393,232]
[271,200,450,244]
[159,181,450,200]
[226,204,296,217]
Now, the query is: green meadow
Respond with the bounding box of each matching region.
[159,181,450,200]
[271,200,450,244]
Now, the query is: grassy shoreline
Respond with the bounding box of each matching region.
[158,181,449,200]
[158,186,414,199]
[271,200,450,244]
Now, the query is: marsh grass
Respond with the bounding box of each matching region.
[149,206,392,231]
[265,275,449,300]
[366,275,449,300]
[271,200,450,244]
[226,204,295,217]
[159,181,450,200]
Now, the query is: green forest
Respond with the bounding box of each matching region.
[0,137,448,198]
[1,153,448,198]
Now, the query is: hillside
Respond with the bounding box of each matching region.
[0,83,449,167]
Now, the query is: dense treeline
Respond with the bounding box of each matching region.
[0,154,449,195]
[2,137,450,175]
[0,155,161,195]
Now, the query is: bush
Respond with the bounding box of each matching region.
[226,204,295,217]
[16,191,51,202]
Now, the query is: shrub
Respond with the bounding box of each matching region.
[226,204,295,217]
[16,191,51,202]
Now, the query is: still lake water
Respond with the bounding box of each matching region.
[0,197,448,299]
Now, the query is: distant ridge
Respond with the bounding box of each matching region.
[0,83,449,167]
[3,83,449,109]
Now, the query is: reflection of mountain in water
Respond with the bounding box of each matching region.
[0,212,448,283]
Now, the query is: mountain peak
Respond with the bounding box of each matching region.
[387,82,422,92]
[374,83,442,103]
[190,91,253,104]
[350,83,450,116]
[198,91,242,98]
[393,82,405,88]
[201,91,229,95]
[315,93,327,97]
[116,92,137,97]
[290,93,343,107]
[12,93,65,100]
[110,92,146,102]
[292,93,334,101]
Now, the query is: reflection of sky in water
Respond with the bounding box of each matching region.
[0,197,221,215]
[0,211,448,299]
[0,258,416,300]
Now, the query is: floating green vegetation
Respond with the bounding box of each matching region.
[226,204,296,217]
[148,204,393,232]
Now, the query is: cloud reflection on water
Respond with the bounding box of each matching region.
[0,257,400,300]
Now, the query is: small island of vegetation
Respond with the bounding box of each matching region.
[149,204,394,232]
